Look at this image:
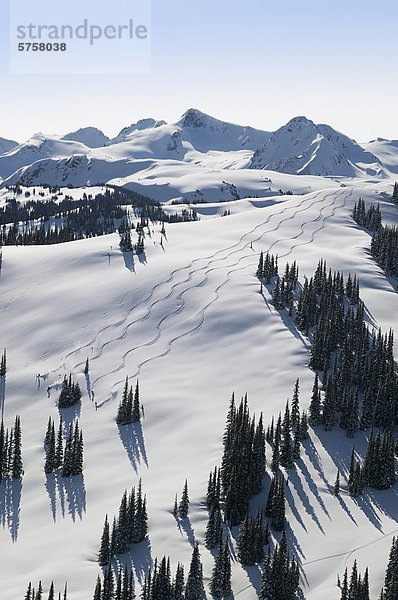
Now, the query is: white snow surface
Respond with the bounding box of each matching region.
[364,138,398,174]
[62,128,110,149]
[1,178,398,599]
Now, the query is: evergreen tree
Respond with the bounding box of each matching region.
[57,374,82,408]
[48,582,55,600]
[205,506,223,549]
[308,374,322,426]
[12,415,23,478]
[44,421,57,474]
[381,536,398,600]
[334,470,340,496]
[185,544,206,600]
[291,379,300,431]
[209,541,231,598]
[93,577,101,600]
[178,479,190,519]
[99,515,111,565]
[280,403,293,469]
[173,563,185,600]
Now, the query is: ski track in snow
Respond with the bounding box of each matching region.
[42,188,351,406]
[89,188,351,403]
[44,191,327,377]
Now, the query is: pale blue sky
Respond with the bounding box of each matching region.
[1,0,397,142]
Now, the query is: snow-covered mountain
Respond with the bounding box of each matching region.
[0,137,18,155]
[0,133,91,180]
[364,138,398,174]
[62,127,110,148]
[1,112,396,195]
[110,118,167,144]
[174,108,271,152]
[250,116,385,177]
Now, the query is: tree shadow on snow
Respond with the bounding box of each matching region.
[129,538,152,586]
[85,372,92,400]
[238,563,262,596]
[58,402,81,431]
[298,447,330,519]
[122,250,135,273]
[137,251,147,265]
[179,516,196,546]
[60,474,86,522]
[309,427,397,531]
[118,422,148,473]
[45,472,86,522]
[0,479,22,541]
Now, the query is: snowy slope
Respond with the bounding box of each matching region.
[364,138,398,174]
[0,137,18,155]
[3,157,341,201]
[250,116,385,178]
[1,179,398,599]
[110,119,167,144]
[0,134,92,180]
[62,128,110,148]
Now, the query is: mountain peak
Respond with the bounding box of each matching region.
[63,127,109,148]
[179,108,212,128]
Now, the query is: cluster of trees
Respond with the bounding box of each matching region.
[140,557,184,600]
[0,184,191,246]
[352,199,382,230]
[167,209,199,223]
[57,375,82,409]
[380,536,398,599]
[93,566,134,600]
[119,231,145,254]
[371,225,398,277]
[205,469,222,549]
[44,417,83,477]
[344,430,396,498]
[0,416,23,481]
[0,190,130,246]
[292,259,398,435]
[272,261,299,314]
[98,481,148,565]
[337,535,398,600]
[352,196,398,278]
[256,251,278,283]
[338,561,369,600]
[237,512,269,565]
[265,474,286,531]
[266,380,309,475]
[23,581,68,600]
[116,379,141,425]
[209,541,231,598]
[141,543,206,600]
[221,393,266,525]
[259,531,300,600]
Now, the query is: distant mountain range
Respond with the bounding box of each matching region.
[249,116,385,178]
[1,109,396,196]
